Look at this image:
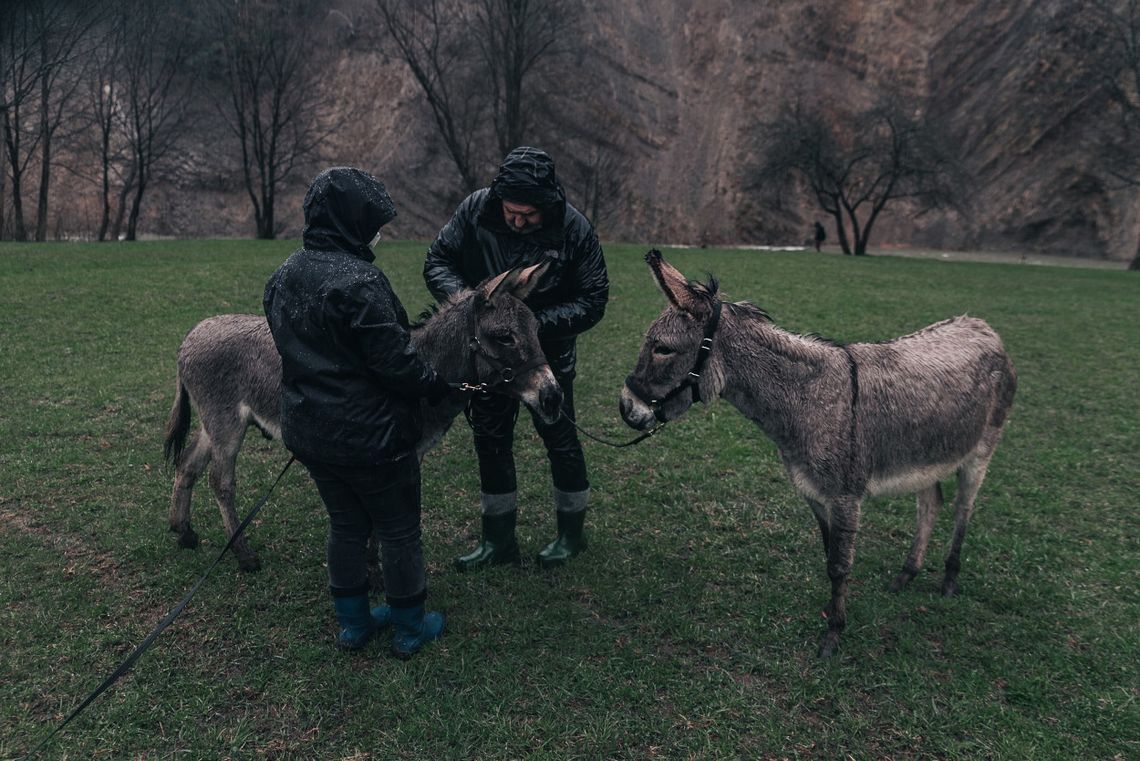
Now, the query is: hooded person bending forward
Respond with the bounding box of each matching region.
[424,147,609,570]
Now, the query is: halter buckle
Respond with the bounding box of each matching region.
[458,382,489,394]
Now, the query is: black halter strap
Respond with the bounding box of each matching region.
[453,303,548,395]
[627,301,722,421]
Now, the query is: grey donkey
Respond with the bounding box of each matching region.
[164,262,561,572]
[620,250,1017,657]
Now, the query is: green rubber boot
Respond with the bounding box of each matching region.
[455,495,520,572]
[537,488,589,569]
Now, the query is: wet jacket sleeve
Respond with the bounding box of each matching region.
[534,225,609,340]
[345,280,439,397]
[424,193,481,301]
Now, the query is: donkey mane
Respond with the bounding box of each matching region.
[724,300,772,323]
[687,272,773,324]
[412,289,472,329]
[412,303,441,328]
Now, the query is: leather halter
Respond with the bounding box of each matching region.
[455,301,548,395]
[626,301,722,422]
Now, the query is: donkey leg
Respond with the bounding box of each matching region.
[806,498,830,559]
[169,430,211,549]
[942,454,993,597]
[819,496,861,658]
[208,434,261,572]
[890,483,944,592]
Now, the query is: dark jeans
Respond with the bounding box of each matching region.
[470,373,588,495]
[300,453,427,609]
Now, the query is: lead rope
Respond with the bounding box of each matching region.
[560,407,666,448]
[27,456,296,759]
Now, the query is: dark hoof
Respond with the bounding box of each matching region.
[818,632,841,658]
[177,529,200,549]
[889,570,914,593]
[941,578,958,597]
[237,554,261,573]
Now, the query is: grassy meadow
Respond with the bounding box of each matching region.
[0,240,1136,759]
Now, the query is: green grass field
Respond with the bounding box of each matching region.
[1,240,1136,759]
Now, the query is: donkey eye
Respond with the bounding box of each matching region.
[653,344,675,357]
[493,332,516,346]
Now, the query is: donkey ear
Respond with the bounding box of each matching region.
[481,269,520,303]
[507,260,551,301]
[645,249,699,312]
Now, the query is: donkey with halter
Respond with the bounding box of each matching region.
[620,250,1017,657]
[164,262,561,572]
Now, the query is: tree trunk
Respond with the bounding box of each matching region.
[97,146,111,242]
[832,210,851,254]
[35,73,51,242]
[125,178,146,241]
[0,149,6,240]
[845,204,869,256]
[3,110,28,241]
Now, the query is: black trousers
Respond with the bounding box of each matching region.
[300,453,426,608]
[470,373,588,495]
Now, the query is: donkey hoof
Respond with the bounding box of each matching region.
[941,578,959,598]
[177,529,200,549]
[237,554,262,573]
[818,632,841,658]
[889,571,914,593]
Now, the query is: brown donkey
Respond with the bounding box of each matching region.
[164,263,561,571]
[620,251,1016,657]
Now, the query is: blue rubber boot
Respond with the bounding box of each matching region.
[389,604,446,660]
[332,594,391,650]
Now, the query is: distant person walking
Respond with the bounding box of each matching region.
[813,221,826,252]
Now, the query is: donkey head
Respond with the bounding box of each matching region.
[620,249,721,430]
[470,261,564,424]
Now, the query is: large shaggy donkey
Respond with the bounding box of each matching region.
[164,262,561,572]
[620,251,1017,657]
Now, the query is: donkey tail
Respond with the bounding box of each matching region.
[989,353,1018,429]
[164,376,192,467]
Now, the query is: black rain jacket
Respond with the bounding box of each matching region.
[423,147,609,379]
[264,167,439,466]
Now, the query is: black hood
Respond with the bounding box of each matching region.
[302,167,396,260]
[480,147,567,248]
[490,146,565,206]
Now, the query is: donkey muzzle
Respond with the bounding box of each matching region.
[538,380,564,424]
[619,384,657,430]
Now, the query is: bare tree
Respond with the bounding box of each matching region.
[209,0,332,239]
[755,98,965,256]
[31,1,97,240]
[472,0,574,157]
[77,9,129,241]
[116,0,192,241]
[373,0,631,224]
[1067,0,1140,270]
[1,2,41,240]
[0,0,98,241]
[375,0,487,192]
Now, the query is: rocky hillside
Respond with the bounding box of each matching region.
[137,0,1135,262]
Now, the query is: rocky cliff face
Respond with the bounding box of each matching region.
[137,0,1136,262]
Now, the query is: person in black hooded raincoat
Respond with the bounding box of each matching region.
[264,167,452,658]
[424,147,609,571]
